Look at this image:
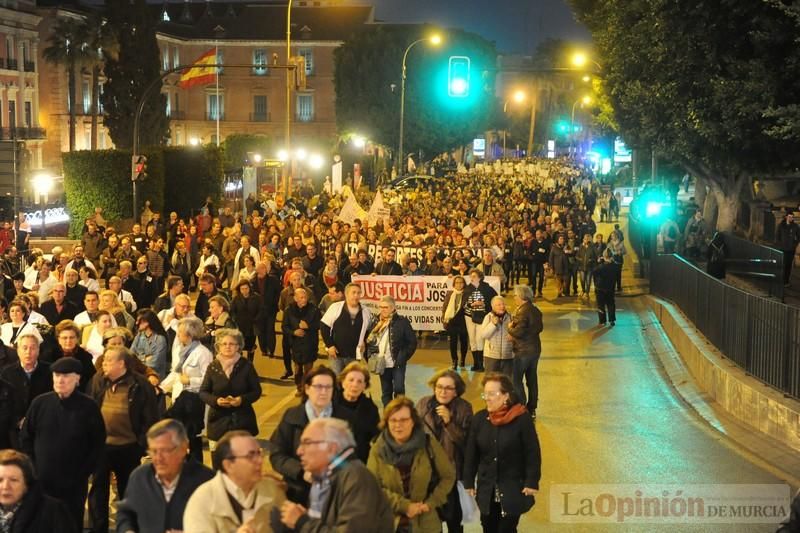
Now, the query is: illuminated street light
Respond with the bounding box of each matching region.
[295,148,308,161]
[571,51,602,70]
[582,75,591,83]
[352,136,366,149]
[277,149,289,162]
[189,137,200,146]
[32,173,53,240]
[581,95,593,106]
[308,153,324,169]
[513,90,526,103]
[398,32,444,174]
[253,153,262,163]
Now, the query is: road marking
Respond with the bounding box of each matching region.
[557,311,592,332]
[257,389,299,426]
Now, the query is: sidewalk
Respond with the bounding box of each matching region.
[596,207,649,297]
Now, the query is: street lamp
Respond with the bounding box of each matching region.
[398,33,442,174]
[188,137,200,146]
[570,95,593,157]
[295,148,308,161]
[571,51,602,70]
[32,173,53,240]
[352,135,366,149]
[308,153,324,170]
[252,153,262,163]
[277,149,289,162]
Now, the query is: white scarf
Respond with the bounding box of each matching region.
[443,289,463,323]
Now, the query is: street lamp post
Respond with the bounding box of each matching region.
[570,95,592,158]
[398,34,441,174]
[501,90,526,158]
[285,0,293,195]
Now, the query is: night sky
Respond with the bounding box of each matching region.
[358,0,591,54]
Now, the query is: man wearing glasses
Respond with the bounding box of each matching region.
[279,418,393,532]
[184,430,286,532]
[116,419,213,533]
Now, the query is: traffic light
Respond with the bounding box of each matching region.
[131,155,147,182]
[447,56,470,98]
[555,120,570,135]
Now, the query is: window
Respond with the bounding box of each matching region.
[21,41,29,63]
[252,48,267,75]
[252,95,267,121]
[8,100,15,129]
[216,49,224,74]
[207,93,224,121]
[99,129,107,149]
[296,94,313,122]
[82,80,91,114]
[98,83,104,114]
[172,47,180,70]
[84,127,91,149]
[175,128,182,146]
[23,101,30,127]
[162,47,169,71]
[6,36,13,60]
[299,49,314,76]
[164,91,171,117]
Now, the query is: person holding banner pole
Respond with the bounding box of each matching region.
[320,283,371,374]
[463,270,497,372]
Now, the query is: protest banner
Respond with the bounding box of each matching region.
[343,242,490,262]
[352,274,502,331]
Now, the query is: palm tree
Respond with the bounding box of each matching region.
[43,18,87,152]
[81,13,118,150]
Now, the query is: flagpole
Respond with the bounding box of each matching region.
[215,42,220,147]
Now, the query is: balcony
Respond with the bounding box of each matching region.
[206,112,225,121]
[6,59,18,71]
[167,110,186,120]
[23,61,34,73]
[250,112,270,122]
[0,127,46,140]
[296,113,315,123]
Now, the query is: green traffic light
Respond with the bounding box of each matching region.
[449,78,468,96]
[448,56,470,98]
[645,201,662,218]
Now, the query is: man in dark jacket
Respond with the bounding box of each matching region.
[282,287,321,394]
[116,419,214,533]
[153,275,185,314]
[776,212,800,285]
[39,282,80,324]
[374,247,404,276]
[508,284,544,416]
[320,284,372,374]
[528,230,550,298]
[1,334,52,441]
[251,261,281,357]
[593,250,618,327]
[125,256,157,311]
[87,346,159,533]
[20,357,106,532]
[279,418,394,533]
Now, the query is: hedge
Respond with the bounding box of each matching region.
[163,145,223,217]
[63,146,222,238]
[63,148,164,238]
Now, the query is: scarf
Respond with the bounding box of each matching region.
[378,425,426,467]
[488,403,528,426]
[443,289,463,324]
[0,502,20,533]
[177,340,200,372]
[367,312,393,346]
[218,353,241,378]
[305,400,333,422]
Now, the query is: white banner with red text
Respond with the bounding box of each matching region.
[351,274,502,331]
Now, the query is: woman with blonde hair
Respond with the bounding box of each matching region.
[99,289,133,331]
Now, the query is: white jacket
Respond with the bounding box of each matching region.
[477,312,513,360]
[160,342,213,398]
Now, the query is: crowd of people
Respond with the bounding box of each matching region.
[0,156,630,532]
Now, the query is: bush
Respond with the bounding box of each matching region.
[162,145,223,218]
[63,147,222,237]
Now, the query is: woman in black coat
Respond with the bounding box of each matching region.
[335,361,379,463]
[53,321,96,393]
[230,279,262,361]
[442,275,469,369]
[0,449,76,533]
[281,287,321,394]
[198,328,261,442]
[463,372,541,533]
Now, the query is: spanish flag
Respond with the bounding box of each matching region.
[178,48,217,89]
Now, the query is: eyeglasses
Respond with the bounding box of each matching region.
[227,448,264,462]
[435,385,456,392]
[309,384,333,391]
[148,445,179,457]
[388,416,413,425]
[298,439,331,449]
[481,391,505,400]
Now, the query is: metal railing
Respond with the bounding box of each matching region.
[720,231,784,300]
[0,127,45,140]
[249,112,270,122]
[651,254,800,399]
[23,61,34,72]
[6,59,17,71]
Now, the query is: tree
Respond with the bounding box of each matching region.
[81,12,119,151]
[334,25,496,161]
[100,0,169,149]
[569,0,800,231]
[43,18,89,152]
